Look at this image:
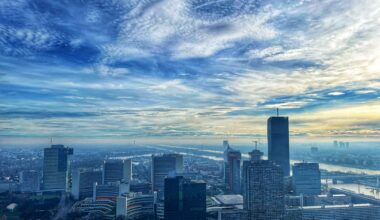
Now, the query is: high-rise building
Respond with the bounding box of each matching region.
[103,159,132,184]
[243,149,285,220]
[164,176,206,220]
[267,116,290,176]
[42,144,73,191]
[72,169,103,200]
[292,163,321,196]
[151,154,183,194]
[19,170,40,192]
[223,141,242,194]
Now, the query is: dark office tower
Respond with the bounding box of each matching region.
[292,162,321,196]
[243,149,285,220]
[223,140,242,194]
[42,144,73,191]
[164,176,206,220]
[103,159,132,184]
[267,116,290,176]
[151,154,183,194]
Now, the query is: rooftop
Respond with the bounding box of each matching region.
[330,184,380,200]
[214,194,243,206]
[302,203,374,210]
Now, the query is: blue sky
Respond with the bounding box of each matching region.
[0,0,380,144]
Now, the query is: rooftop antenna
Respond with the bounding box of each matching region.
[276,108,279,117]
[253,141,258,150]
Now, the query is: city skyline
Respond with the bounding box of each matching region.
[1,0,380,144]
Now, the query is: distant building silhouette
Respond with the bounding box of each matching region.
[292,162,321,196]
[334,140,338,148]
[164,176,206,220]
[42,144,73,191]
[243,149,285,220]
[103,159,132,184]
[267,116,290,176]
[223,140,242,194]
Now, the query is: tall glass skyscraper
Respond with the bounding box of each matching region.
[151,154,183,194]
[103,159,132,184]
[267,116,290,176]
[42,144,73,191]
[292,162,321,196]
[223,140,242,194]
[164,176,206,220]
[243,149,285,220]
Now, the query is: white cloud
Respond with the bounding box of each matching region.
[104,0,279,59]
[328,92,345,96]
[355,90,376,95]
[263,101,310,109]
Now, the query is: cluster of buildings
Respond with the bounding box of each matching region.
[218,116,380,220]
[4,115,380,220]
[32,145,205,220]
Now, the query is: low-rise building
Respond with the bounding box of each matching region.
[286,203,380,220]
[207,194,248,220]
[116,192,154,219]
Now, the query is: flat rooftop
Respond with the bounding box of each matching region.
[302,203,374,210]
[330,184,380,200]
[214,194,243,205]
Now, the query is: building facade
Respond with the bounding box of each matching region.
[151,154,183,195]
[267,116,290,176]
[72,169,103,200]
[42,144,73,191]
[223,141,242,194]
[292,163,321,196]
[19,170,40,192]
[164,176,206,220]
[243,149,285,220]
[103,159,132,184]
[93,181,129,202]
[116,192,154,220]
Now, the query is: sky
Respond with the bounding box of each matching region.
[0,0,380,145]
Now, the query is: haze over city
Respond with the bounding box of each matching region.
[1,0,380,145]
[2,1,380,220]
